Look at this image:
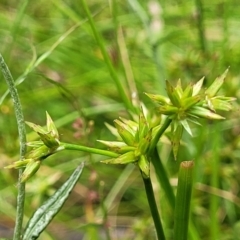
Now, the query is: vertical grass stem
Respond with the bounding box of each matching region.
[0,54,27,240]
[174,161,194,240]
[142,176,166,240]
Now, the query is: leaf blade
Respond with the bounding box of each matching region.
[22,163,84,240]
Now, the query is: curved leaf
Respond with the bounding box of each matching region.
[23,163,84,240]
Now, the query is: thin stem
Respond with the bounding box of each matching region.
[61,142,119,158]
[142,176,165,240]
[0,54,27,240]
[210,124,220,240]
[174,161,194,240]
[81,0,134,113]
[150,117,175,208]
[194,0,207,54]
[151,148,175,209]
[149,117,172,154]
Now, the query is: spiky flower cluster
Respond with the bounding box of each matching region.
[99,108,160,178]
[5,112,62,182]
[146,69,235,158]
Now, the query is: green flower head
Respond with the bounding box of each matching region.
[146,69,235,159]
[99,107,160,178]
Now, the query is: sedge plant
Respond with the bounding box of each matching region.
[2,45,235,240]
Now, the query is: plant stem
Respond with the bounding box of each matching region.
[149,117,172,154]
[151,148,175,209]
[142,176,165,240]
[174,161,194,240]
[210,124,220,240]
[61,142,119,158]
[0,54,27,240]
[194,0,207,54]
[81,0,134,113]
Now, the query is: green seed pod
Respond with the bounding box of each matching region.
[25,121,47,135]
[138,155,150,179]
[205,68,229,97]
[175,79,183,98]
[25,145,52,161]
[166,81,181,107]
[101,151,136,164]
[158,105,178,115]
[114,119,135,146]
[4,159,31,169]
[97,140,135,153]
[119,117,138,133]
[182,82,193,98]
[38,132,60,148]
[210,98,234,111]
[46,112,59,139]
[189,106,225,120]
[135,128,152,156]
[182,95,201,110]
[144,92,170,105]
[20,160,41,182]
[138,107,149,140]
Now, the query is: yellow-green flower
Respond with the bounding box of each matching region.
[5,112,61,182]
[99,107,160,178]
[146,69,235,159]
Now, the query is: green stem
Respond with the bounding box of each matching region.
[81,0,134,113]
[0,54,27,240]
[142,176,165,240]
[210,125,220,239]
[150,117,175,208]
[174,161,194,240]
[151,148,175,209]
[194,0,207,54]
[149,117,172,154]
[61,142,119,158]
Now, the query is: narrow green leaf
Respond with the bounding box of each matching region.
[22,163,84,240]
[180,119,192,136]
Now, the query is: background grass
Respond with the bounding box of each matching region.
[0,0,240,239]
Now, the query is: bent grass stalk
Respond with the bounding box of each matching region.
[0,54,27,240]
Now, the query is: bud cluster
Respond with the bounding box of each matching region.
[5,112,61,182]
[99,107,160,178]
[145,69,235,158]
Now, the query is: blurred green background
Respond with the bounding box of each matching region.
[0,0,240,239]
